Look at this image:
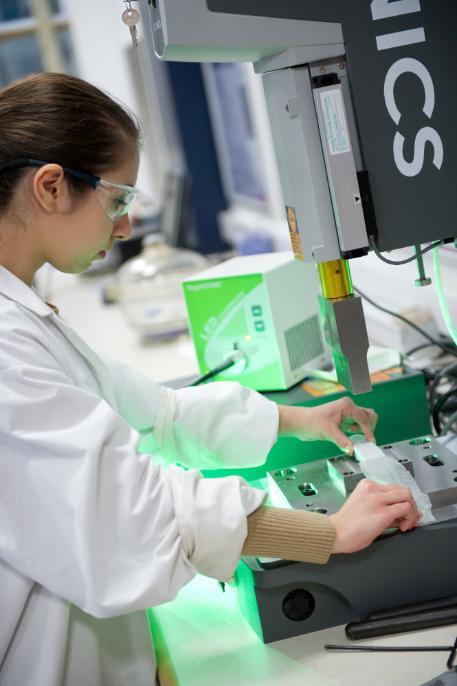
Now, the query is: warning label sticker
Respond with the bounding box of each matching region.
[285,205,304,259]
[320,88,351,156]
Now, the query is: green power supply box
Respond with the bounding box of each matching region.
[182,252,330,391]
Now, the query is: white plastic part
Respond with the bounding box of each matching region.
[352,435,435,525]
[432,245,457,347]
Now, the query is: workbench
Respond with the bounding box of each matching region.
[148,573,456,686]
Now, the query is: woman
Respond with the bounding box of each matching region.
[0,73,420,686]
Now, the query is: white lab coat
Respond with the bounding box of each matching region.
[0,266,279,686]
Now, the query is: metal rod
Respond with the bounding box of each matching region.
[414,243,432,286]
[325,645,453,652]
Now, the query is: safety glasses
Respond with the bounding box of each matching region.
[0,158,139,221]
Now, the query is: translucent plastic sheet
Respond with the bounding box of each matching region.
[352,435,435,525]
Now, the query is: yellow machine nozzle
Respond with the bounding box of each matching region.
[318,259,353,300]
[317,258,371,395]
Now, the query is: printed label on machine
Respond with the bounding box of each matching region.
[319,88,351,156]
[285,205,304,259]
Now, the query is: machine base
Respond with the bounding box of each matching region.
[236,435,457,644]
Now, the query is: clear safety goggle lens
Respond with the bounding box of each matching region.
[94,179,139,220]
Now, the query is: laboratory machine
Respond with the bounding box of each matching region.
[129,3,457,683]
[182,252,330,391]
[143,0,455,396]
[237,433,457,643]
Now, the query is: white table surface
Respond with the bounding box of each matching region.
[150,574,456,686]
[38,269,199,382]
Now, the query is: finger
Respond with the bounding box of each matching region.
[383,501,417,528]
[344,421,366,434]
[389,500,422,528]
[363,409,377,427]
[371,410,379,430]
[342,410,376,442]
[392,510,423,532]
[356,417,376,443]
[353,405,378,426]
[357,480,406,495]
[339,417,359,431]
[326,427,354,455]
[396,514,422,532]
[381,488,418,512]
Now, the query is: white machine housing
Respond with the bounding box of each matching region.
[182,252,330,391]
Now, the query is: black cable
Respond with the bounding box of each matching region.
[440,408,457,436]
[405,342,438,357]
[429,362,457,406]
[447,636,457,670]
[189,357,239,386]
[354,286,457,360]
[432,387,457,434]
[405,338,456,357]
[369,235,443,266]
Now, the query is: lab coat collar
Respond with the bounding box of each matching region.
[0,266,54,317]
[0,265,118,408]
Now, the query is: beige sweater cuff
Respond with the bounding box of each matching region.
[242,506,336,565]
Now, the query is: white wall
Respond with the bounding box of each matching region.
[351,246,457,344]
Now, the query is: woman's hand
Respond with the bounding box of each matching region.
[278,396,378,455]
[329,479,422,553]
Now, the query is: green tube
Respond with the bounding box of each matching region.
[432,245,457,346]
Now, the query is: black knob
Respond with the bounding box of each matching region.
[282,589,316,622]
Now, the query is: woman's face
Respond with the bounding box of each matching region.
[44,144,140,275]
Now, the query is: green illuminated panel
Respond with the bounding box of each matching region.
[201,370,431,480]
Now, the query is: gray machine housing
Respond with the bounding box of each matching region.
[145,0,456,394]
[147,0,456,250]
[236,435,457,643]
[421,671,457,686]
[203,0,456,252]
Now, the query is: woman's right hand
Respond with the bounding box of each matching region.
[329,479,422,554]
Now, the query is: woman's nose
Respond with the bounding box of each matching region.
[112,214,132,241]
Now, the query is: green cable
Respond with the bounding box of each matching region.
[432,245,457,346]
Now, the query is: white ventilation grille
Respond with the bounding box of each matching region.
[285,315,324,371]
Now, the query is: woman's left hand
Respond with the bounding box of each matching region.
[278,397,378,455]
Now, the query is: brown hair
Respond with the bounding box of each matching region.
[0,72,140,211]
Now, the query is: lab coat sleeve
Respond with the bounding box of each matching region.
[0,362,266,619]
[101,355,174,434]
[104,356,280,470]
[156,381,280,469]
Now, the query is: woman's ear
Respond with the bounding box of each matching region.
[32,164,72,213]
